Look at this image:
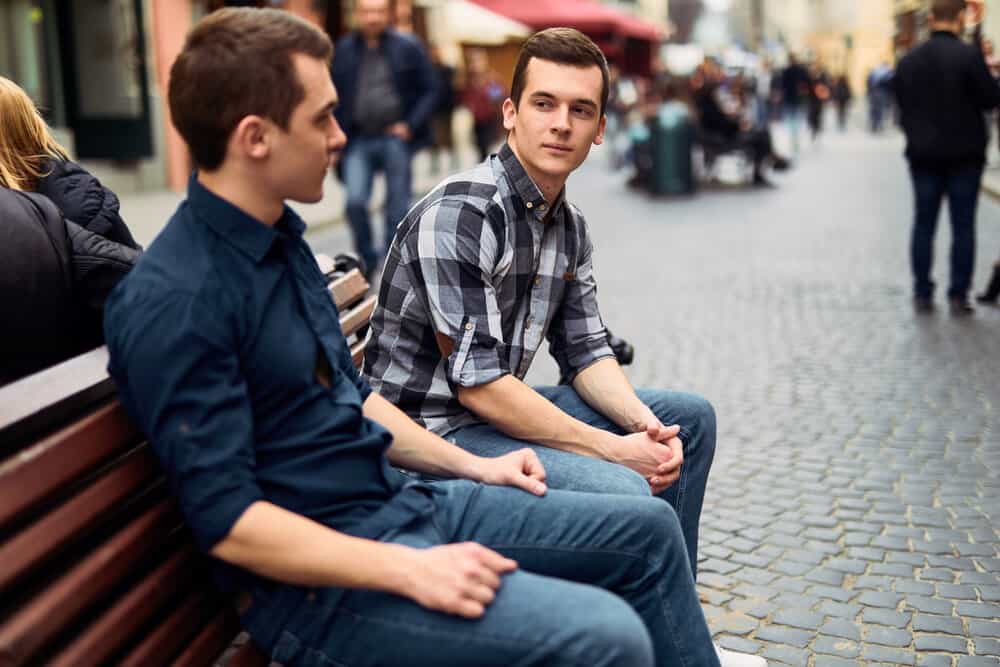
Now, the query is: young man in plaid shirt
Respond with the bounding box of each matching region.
[366,28,764,667]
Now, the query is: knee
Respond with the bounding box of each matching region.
[604,467,653,497]
[633,496,685,547]
[346,196,370,213]
[566,592,654,667]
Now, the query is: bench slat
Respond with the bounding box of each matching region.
[45,545,197,667]
[314,253,336,277]
[0,499,178,664]
[328,268,368,309]
[340,296,377,340]
[0,401,140,530]
[350,340,366,369]
[173,608,243,667]
[118,591,214,667]
[0,445,159,593]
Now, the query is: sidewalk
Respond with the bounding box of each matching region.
[983,165,1000,201]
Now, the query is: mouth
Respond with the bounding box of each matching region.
[542,144,572,154]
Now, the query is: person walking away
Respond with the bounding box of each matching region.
[461,48,506,161]
[832,74,853,132]
[893,0,1000,314]
[331,0,437,277]
[806,65,831,143]
[781,53,810,157]
[868,62,893,133]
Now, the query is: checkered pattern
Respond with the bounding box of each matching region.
[364,143,615,436]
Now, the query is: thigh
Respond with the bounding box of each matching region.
[911,167,946,215]
[382,137,413,187]
[271,511,650,667]
[945,165,983,226]
[449,423,648,496]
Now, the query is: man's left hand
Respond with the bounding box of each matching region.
[473,449,547,496]
[387,122,412,142]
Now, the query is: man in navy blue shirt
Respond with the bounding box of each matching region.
[103,8,723,666]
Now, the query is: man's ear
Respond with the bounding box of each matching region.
[593,113,607,146]
[502,97,517,131]
[230,115,271,161]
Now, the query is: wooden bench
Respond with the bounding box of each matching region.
[0,257,373,666]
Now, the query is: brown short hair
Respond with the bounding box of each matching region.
[510,28,610,117]
[931,0,966,21]
[168,8,332,170]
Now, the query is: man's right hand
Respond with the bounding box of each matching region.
[609,429,679,493]
[399,542,517,618]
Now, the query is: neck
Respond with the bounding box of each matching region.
[363,30,383,48]
[930,20,962,34]
[508,135,567,202]
[197,168,284,226]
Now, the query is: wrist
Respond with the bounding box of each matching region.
[380,543,420,597]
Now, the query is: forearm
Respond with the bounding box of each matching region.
[457,375,615,459]
[211,501,412,593]
[572,357,655,433]
[363,392,481,479]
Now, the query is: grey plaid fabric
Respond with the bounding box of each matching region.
[364,143,615,436]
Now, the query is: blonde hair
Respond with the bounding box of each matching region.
[0,76,68,191]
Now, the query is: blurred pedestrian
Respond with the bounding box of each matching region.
[781,53,811,156]
[331,0,437,276]
[893,0,1000,314]
[461,48,506,161]
[806,65,831,142]
[867,62,893,133]
[832,74,853,132]
[753,58,775,129]
[429,44,459,175]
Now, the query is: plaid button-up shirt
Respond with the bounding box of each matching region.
[364,143,614,436]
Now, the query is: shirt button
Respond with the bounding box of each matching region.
[534,277,541,287]
[464,323,473,331]
[526,202,533,209]
[539,204,547,211]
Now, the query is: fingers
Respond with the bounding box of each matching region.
[521,450,547,482]
[474,544,518,574]
[647,423,680,443]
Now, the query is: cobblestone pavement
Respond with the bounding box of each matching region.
[311,128,1000,666]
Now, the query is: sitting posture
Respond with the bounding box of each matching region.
[103,9,743,667]
[365,28,763,667]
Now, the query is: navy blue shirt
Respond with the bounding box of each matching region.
[104,177,434,589]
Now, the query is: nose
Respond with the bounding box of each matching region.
[330,116,347,152]
[550,105,571,135]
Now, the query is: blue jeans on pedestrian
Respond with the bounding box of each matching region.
[909,163,983,300]
[784,103,804,156]
[448,387,716,581]
[343,135,413,271]
[243,482,720,667]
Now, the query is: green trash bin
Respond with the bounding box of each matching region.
[648,102,695,196]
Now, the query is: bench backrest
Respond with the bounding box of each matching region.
[0,259,372,666]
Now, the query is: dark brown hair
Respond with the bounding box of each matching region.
[168,8,333,170]
[931,0,966,21]
[510,28,610,116]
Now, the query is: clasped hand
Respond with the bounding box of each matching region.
[614,422,684,494]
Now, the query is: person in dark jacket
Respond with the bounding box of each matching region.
[893,0,1000,314]
[0,187,139,385]
[0,75,140,250]
[330,0,437,275]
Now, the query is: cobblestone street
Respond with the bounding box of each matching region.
[311,127,1000,666]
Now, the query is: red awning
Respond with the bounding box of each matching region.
[467,0,663,42]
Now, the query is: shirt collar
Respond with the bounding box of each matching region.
[187,174,306,263]
[497,142,566,222]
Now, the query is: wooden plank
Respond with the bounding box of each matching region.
[224,638,271,667]
[0,347,115,454]
[340,296,377,340]
[172,608,242,667]
[329,268,368,309]
[117,591,213,667]
[0,499,179,665]
[315,253,335,277]
[350,340,366,369]
[0,445,159,594]
[0,401,141,530]
[45,546,198,667]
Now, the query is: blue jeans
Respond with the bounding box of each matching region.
[448,387,716,581]
[342,135,413,271]
[246,482,719,667]
[909,163,983,299]
[784,104,803,155]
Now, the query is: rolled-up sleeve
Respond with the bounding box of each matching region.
[409,199,510,387]
[547,220,615,382]
[105,285,262,553]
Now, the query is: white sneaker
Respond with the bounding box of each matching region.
[715,642,767,667]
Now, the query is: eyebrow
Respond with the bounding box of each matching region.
[528,91,598,110]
